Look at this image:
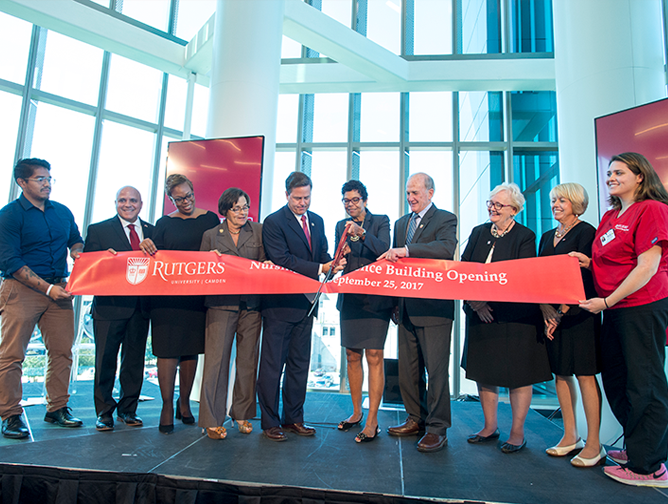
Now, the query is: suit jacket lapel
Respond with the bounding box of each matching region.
[397,214,409,247]
[112,217,132,251]
[217,223,239,255]
[236,223,253,251]
[284,206,311,253]
[411,205,437,243]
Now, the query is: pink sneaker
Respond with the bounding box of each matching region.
[607,449,628,464]
[604,463,668,488]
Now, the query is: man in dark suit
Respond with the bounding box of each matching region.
[379,173,457,452]
[83,186,156,431]
[258,172,343,441]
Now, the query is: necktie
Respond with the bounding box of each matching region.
[406,213,418,245]
[301,215,312,249]
[128,224,140,251]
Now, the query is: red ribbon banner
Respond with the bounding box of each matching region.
[67,251,584,304]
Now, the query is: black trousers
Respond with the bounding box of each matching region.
[93,310,149,417]
[601,297,668,474]
[257,315,313,430]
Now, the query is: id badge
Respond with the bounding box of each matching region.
[600,228,615,246]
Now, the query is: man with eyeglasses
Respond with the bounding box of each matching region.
[0,158,85,439]
[379,172,458,453]
[83,186,156,432]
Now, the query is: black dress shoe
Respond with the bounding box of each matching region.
[117,412,143,427]
[96,415,114,431]
[338,413,364,431]
[2,415,29,439]
[44,407,83,428]
[281,423,316,436]
[501,439,526,453]
[467,428,500,444]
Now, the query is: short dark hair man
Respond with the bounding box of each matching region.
[379,172,458,452]
[83,186,156,431]
[0,158,85,439]
[257,171,344,441]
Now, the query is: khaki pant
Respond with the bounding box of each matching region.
[0,279,75,418]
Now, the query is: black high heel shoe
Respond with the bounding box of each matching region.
[355,425,380,443]
[338,413,364,431]
[175,397,195,425]
[159,424,174,435]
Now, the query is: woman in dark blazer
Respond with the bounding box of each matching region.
[461,182,552,453]
[335,180,393,443]
[198,188,266,440]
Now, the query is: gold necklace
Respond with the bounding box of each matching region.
[491,220,514,238]
[555,218,578,239]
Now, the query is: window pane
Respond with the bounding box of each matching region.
[271,151,297,213]
[106,54,163,123]
[313,94,349,143]
[358,150,400,224]
[176,0,216,41]
[164,74,187,131]
[153,134,172,216]
[0,12,32,84]
[309,150,348,255]
[120,0,171,32]
[29,103,95,226]
[461,0,501,54]
[458,150,504,250]
[367,0,401,54]
[511,91,557,142]
[39,31,104,106]
[409,92,453,141]
[512,151,559,237]
[413,0,453,55]
[407,151,454,212]
[0,92,23,202]
[190,83,209,138]
[510,0,554,53]
[276,94,299,143]
[360,93,400,142]
[92,121,155,224]
[459,91,503,142]
[322,0,352,27]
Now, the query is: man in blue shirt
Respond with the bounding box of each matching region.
[0,158,85,439]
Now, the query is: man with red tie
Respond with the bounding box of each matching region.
[83,186,156,431]
[258,172,343,441]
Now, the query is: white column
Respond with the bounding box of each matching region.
[207,0,285,218]
[553,0,665,447]
[553,0,665,224]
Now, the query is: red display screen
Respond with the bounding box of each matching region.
[164,136,264,222]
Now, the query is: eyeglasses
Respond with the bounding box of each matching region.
[486,200,514,211]
[230,205,250,214]
[342,197,363,205]
[27,176,55,185]
[172,192,194,204]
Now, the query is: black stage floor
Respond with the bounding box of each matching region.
[0,380,666,504]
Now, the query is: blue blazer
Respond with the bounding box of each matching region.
[83,216,154,320]
[262,205,331,322]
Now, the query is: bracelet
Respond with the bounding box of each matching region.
[603,297,610,309]
[46,284,54,297]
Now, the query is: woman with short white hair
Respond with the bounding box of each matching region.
[461,183,552,453]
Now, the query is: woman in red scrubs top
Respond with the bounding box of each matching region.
[573,152,668,488]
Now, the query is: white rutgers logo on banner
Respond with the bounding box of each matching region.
[126,257,150,285]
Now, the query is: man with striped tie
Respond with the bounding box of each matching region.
[379,172,458,452]
[83,186,155,432]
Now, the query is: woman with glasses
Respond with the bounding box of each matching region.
[538,183,603,467]
[197,188,265,440]
[461,183,551,453]
[335,180,392,443]
[151,174,220,434]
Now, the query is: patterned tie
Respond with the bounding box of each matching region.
[128,224,141,251]
[406,213,418,245]
[301,215,312,249]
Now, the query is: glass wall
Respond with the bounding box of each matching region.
[0,0,559,401]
